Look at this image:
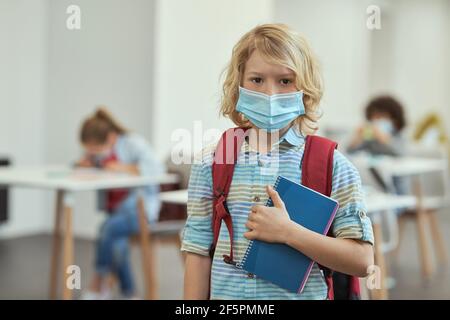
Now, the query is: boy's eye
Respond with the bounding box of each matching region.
[251,77,263,84]
[280,79,293,85]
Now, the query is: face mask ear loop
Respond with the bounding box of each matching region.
[298,91,306,116]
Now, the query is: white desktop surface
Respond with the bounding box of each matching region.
[0,165,179,191]
[160,188,416,213]
[350,155,447,177]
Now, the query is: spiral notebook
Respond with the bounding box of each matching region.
[239,176,339,294]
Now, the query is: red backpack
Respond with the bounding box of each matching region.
[210,127,361,300]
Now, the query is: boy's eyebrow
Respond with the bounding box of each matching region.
[246,70,295,78]
[246,71,264,76]
[278,73,296,78]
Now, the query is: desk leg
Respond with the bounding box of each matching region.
[428,210,448,266]
[137,197,157,300]
[359,277,370,300]
[413,178,434,279]
[371,219,388,300]
[176,233,186,265]
[49,190,63,299]
[62,192,74,300]
[416,209,433,279]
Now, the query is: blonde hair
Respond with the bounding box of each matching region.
[80,106,128,144]
[220,23,323,134]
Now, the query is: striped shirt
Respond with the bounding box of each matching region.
[181,127,374,300]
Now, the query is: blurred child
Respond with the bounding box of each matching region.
[348,96,409,195]
[78,107,163,299]
[347,96,407,157]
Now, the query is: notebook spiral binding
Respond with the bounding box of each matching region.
[239,176,281,269]
[239,239,254,269]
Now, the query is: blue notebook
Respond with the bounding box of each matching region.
[239,176,339,294]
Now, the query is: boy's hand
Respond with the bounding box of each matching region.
[244,185,292,244]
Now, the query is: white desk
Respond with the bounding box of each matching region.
[350,155,447,177]
[0,166,178,300]
[351,154,449,282]
[0,166,178,191]
[160,189,417,212]
[365,192,416,213]
[364,191,417,300]
[160,189,188,205]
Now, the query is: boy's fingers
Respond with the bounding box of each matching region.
[251,205,264,213]
[244,230,257,240]
[267,185,284,209]
[245,220,256,230]
[248,212,258,222]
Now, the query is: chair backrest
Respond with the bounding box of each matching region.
[165,156,192,189]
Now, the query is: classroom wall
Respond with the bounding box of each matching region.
[369,0,450,135]
[0,0,50,238]
[46,0,157,238]
[275,0,450,138]
[274,0,373,131]
[47,0,156,164]
[152,0,275,159]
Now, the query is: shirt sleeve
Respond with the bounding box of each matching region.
[180,146,214,256]
[330,150,374,245]
[126,134,165,177]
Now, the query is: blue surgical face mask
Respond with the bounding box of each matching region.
[372,119,394,135]
[236,86,305,132]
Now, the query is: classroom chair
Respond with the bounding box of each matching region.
[131,161,190,299]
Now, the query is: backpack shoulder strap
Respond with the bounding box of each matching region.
[302,135,337,299]
[302,135,337,197]
[302,135,361,300]
[210,127,249,263]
